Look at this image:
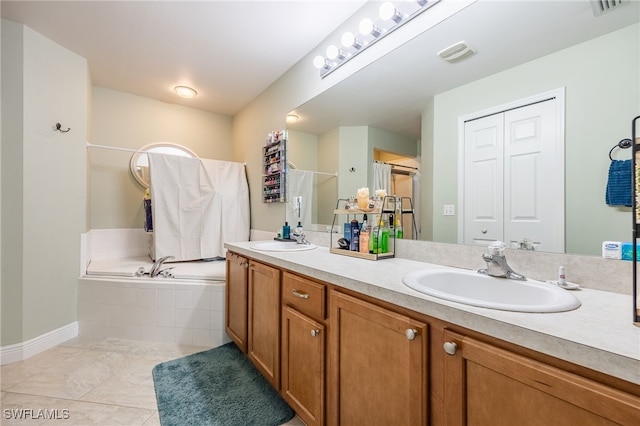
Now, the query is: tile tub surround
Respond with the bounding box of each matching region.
[226,241,640,386]
[78,278,230,348]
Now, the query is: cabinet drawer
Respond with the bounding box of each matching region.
[283,272,326,320]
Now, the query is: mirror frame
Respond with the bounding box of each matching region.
[129,142,199,188]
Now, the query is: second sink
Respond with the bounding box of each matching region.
[249,241,317,252]
[402,268,581,313]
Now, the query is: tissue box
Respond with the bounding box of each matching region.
[621,242,640,261]
[602,241,622,259]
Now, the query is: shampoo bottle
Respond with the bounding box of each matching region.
[282,222,290,239]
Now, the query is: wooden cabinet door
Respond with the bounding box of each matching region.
[329,291,428,426]
[443,330,640,426]
[282,306,325,426]
[225,252,248,352]
[248,260,282,389]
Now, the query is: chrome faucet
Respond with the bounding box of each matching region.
[478,241,526,281]
[292,222,310,245]
[150,255,174,277]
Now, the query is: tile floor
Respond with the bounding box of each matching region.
[1,338,304,425]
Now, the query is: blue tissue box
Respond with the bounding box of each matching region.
[621,242,640,261]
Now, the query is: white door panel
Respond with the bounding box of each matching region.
[462,95,564,253]
[464,114,503,245]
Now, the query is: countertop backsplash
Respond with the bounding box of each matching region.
[249,229,632,296]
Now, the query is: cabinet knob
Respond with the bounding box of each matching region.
[481,228,488,234]
[405,328,418,340]
[310,329,320,337]
[443,341,458,355]
[292,289,310,299]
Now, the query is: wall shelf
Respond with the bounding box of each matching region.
[262,131,287,203]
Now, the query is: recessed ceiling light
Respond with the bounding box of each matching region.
[174,86,197,98]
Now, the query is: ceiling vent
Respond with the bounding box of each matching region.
[437,41,476,63]
[590,0,627,16]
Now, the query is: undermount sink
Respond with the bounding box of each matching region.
[402,269,581,313]
[249,241,317,252]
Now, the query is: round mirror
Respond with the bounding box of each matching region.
[129,142,199,188]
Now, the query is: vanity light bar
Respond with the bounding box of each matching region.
[313,0,441,78]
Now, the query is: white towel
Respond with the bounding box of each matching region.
[149,153,249,261]
[286,170,314,228]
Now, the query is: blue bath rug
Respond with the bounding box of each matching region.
[152,342,295,426]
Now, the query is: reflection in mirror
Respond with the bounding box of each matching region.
[129,143,198,188]
[286,0,640,256]
[286,130,338,232]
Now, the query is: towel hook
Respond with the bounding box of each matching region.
[609,138,632,161]
[54,123,70,133]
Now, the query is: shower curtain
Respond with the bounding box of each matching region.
[148,153,250,261]
[286,169,314,229]
[372,161,392,195]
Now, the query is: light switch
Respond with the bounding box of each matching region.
[443,204,455,216]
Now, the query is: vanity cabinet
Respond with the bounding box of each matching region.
[225,254,282,388]
[328,290,429,426]
[281,272,327,426]
[247,260,282,389]
[442,330,640,426]
[225,250,640,425]
[225,252,248,352]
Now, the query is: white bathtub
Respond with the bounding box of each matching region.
[78,256,230,348]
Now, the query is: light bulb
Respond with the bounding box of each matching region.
[342,32,355,47]
[380,2,402,23]
[326,45,339,60]
[359,18,374,35]
[313,55,327,69]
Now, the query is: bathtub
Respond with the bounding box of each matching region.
[78,255,230,348]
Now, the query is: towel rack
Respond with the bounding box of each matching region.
[609,138,633,161]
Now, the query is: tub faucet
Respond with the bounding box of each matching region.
[478,241,526,281]
[150,255,174,277]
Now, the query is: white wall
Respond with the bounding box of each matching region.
[426,24,640,255]
[1,20,88,345]
[89,88,233,229]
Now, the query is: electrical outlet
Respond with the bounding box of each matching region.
[443,204,455,216]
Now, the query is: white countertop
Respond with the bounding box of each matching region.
[226,241,640,386]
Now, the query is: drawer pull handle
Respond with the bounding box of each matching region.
[310,329,320,337]
[405,328,418,340]
[292,289,310,299]
[443,342,458,355]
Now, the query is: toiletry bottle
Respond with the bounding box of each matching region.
[295,221,303,235]
[370,221,380,253]
[359,225,370,253]
[380,218,390,253]
[395,217,403,239]
[558,266,566,286]
[350,219,360,251]
[361,214,368,230]
[283,222,290,239]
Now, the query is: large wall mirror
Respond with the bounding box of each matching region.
[285,0,640,256]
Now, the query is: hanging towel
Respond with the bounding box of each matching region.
[148,153,249,261]
[286,170,314,228]
[605,159,632,207]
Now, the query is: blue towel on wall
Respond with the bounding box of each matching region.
[605,159,632,207]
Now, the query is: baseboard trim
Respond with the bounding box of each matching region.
[0,322,79,365]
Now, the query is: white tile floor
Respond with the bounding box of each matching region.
[1,338,304,425]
